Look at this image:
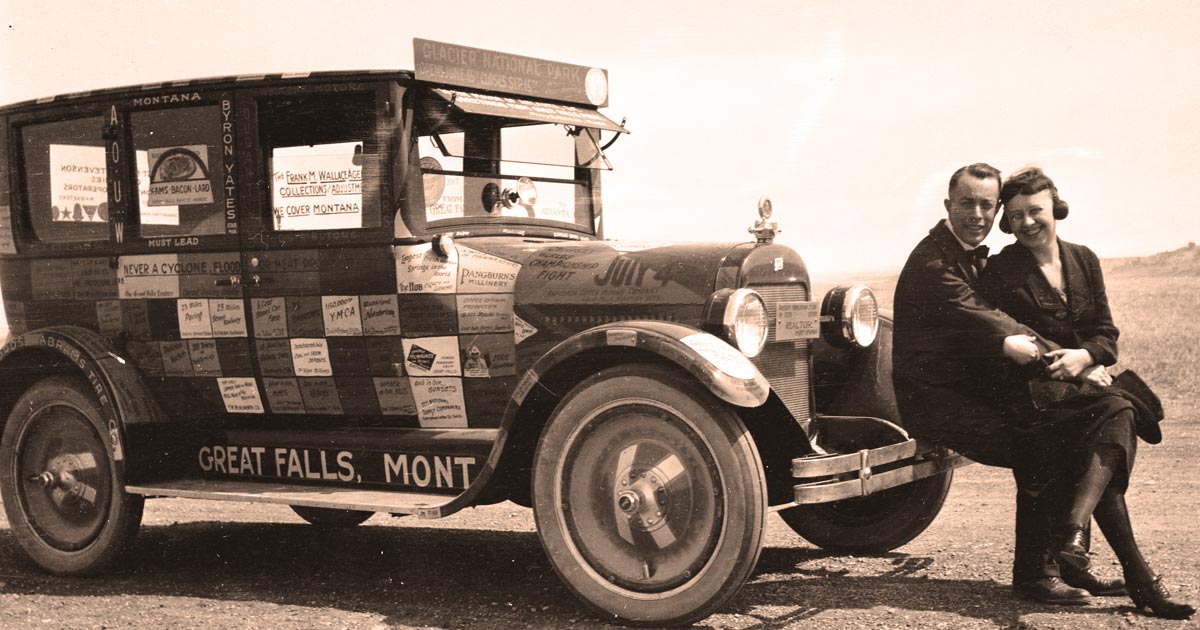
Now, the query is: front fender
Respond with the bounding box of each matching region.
[512,321,771,409]
[813,312,899,424]
[0,326,165,477]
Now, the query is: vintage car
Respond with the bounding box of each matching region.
[0,40,966,626]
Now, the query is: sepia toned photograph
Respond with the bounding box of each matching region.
[0,1,1197,628]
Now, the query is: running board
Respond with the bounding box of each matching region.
[126,479,458,519]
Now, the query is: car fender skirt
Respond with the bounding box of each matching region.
[513,321,771,408]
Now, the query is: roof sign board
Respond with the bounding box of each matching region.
[414,38,609,107]
[432,89,627,134]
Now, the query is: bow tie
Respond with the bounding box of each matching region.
[966,245,989,261]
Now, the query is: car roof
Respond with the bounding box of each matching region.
[0,69,417,114]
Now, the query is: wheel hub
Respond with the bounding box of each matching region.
[29,453,96,507]
[615,466,671,532]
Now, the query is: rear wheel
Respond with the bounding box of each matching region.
[532,364,766,626]
[0,375,143,574]
[290,506,374,528]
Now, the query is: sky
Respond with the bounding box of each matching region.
[2,0,1198,275]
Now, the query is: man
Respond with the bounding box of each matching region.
[893,163,1120,604]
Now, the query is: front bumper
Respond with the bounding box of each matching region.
[791,424,971,504]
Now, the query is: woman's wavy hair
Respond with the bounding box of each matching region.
[998,167,1069,233]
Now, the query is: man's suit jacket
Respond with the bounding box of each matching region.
[892,221,1037,463]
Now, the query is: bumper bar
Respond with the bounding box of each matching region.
[792,439,969,505]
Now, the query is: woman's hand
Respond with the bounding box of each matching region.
[1081,364,1113,387]
[1003,334,1040,365]
[1044,348,1094,380]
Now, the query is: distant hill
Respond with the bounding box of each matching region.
[1104,242,1200,277]
[817,242,1199,311]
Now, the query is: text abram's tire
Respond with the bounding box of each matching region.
[532,364,766,627]
[780,469,952,554]
[290,505,374,528]
[0,375,143,574]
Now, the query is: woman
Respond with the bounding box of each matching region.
[980,167,1193,619]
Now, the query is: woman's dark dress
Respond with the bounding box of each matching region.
[978,239,1137,490]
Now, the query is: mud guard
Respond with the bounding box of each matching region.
[0,326,165,480]
[511,321,771,409]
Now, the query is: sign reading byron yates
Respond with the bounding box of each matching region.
[413,38,608,107]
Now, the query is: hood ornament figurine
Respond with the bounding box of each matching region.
[749,195,780,244]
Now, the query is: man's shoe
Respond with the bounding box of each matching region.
[1013,577,1092,606]
[1060,562,1126,596]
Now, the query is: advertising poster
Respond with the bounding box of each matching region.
[48,144,107,223]
[373,377,418,415]
[459,333,515,378]
[147,145,214,206]
[219,377,265,414]
[360,295,401,335]
[271,142,363,231]
[251,298,289,338]
[210,299,248,337]
[321,296,363,336]
[457,245,521,293]
[256,339,294,377]
[263,378,305,414]
[298,378,342,414]
[96,300,123,337]
[402,336,461,377]
[118,254,183,299]
[290,338,333,377]
[136,150,179,225]
[457,294,513,334]
[177,299,214,339]
[188,340,221,376]
[395,243,458,294]
[410,377,467,427]
[513,314,538,344]
[160,341,193,377]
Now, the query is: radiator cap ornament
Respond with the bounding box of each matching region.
[749,195,780,244]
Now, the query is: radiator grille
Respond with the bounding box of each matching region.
[749,284,812,422]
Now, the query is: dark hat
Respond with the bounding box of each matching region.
[1113,369,1163,444]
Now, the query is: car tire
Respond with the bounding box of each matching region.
[290,506,374,528]
[532,364,766,627]
[0,375,144,575]
[780,469,953,554]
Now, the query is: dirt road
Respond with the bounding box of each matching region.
[2,400,1197,629]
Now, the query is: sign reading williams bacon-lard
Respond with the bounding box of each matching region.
[414,38,609,107]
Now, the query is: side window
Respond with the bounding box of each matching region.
[131,106,226,237]
[20,116,110,243]
[259,92,381,232]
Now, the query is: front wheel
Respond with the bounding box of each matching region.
[0,375,144,574]
[780,469,953,554]
[532,364,766,627]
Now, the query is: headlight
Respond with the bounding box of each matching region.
[821,284,879,349]
[704,288,768,358]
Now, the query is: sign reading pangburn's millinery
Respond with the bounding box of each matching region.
[413,38,609,107]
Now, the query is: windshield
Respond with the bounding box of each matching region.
[400,88,607,236]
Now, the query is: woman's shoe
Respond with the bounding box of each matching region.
[1127,575,1196,619]
[1054,526,1091,572]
